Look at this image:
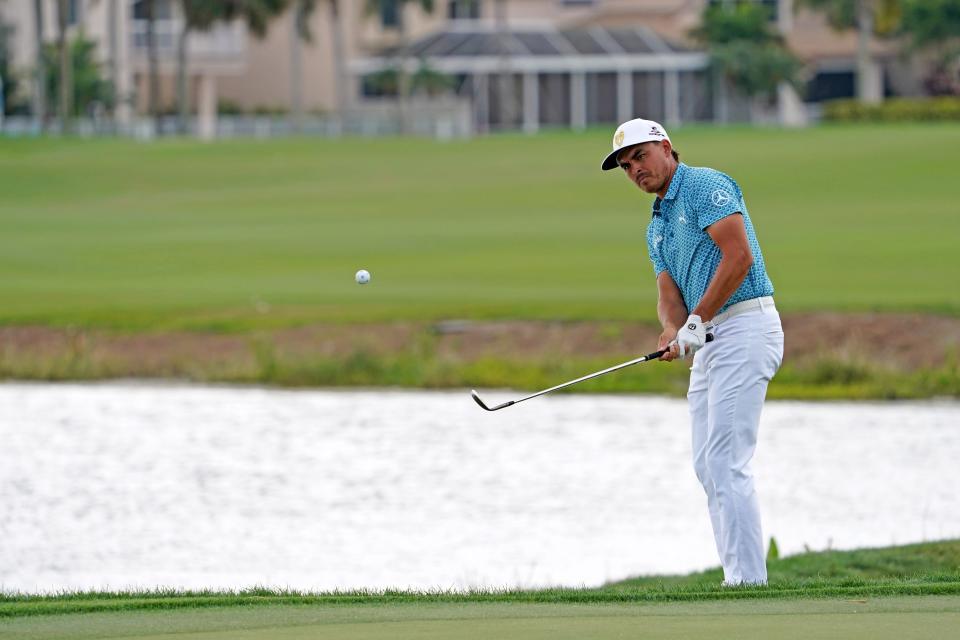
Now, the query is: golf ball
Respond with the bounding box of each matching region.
[355,269,370,285]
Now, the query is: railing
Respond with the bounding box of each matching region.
[130,19,245,60]
[0,99,476,140]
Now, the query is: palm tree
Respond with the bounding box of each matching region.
[33,0,46,128]
[899,0,960,95]
[494,0,514,129]
[293,0,348,131]
[795,0,902,103]
[366,0,435,133]
[175,0,289,135]
[691,2,802,123]
[177,1,221,134]
[141,0,162,135]
[289,0,317,132]
[56,0,72,132]
[329,0,348,129]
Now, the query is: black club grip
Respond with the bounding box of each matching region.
[645,332,714,361]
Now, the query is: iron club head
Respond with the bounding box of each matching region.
[471,389,493,411]
[470,390,514,412]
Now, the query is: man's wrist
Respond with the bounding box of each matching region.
[691,308,713,323]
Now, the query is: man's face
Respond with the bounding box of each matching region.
[617,141,674,193]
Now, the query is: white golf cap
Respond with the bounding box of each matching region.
[600,118,671,171]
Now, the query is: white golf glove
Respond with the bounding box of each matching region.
[675,314,707,360]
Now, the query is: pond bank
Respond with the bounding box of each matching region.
[1,312,957,399]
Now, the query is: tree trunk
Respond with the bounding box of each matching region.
[57,0,71,133]
[177,18,190,135]
[290,3,304,132]
[748,94,766,124]
[856,0,882,104]
[145,0,162,136]
[713,67,729,124]
[33,0,46,129]
[494,0,514,130]
[330,0,348,134]
[396,4,409,134]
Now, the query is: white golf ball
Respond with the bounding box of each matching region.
[355,269,370,285]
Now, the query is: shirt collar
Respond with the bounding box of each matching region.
[662,162,687,202]
[652,163,686,217]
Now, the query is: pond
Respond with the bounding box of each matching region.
[1,383,957,593]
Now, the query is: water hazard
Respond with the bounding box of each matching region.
[2,382,958,593]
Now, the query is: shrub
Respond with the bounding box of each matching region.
[823,97,960,121]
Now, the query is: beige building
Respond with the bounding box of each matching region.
[0,0,914,134]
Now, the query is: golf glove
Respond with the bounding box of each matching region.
[675,314,707,359]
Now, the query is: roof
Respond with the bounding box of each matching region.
[351,24,709,75]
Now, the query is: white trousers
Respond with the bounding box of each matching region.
[687,304,784,585]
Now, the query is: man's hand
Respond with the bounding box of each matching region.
[657,327,679,361]
[675,314,707,359]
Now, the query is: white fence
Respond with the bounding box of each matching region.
[0,99,475,141]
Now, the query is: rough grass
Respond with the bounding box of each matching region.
[2,539,958,617]
[1,332,956,399]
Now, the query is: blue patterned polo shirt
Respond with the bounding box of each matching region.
[646,163,774,315]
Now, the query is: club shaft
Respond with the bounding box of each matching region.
[472,334,714,411]
[509,349,665,406]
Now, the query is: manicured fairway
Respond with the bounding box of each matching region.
[2,597,958,640]
[1,124,958,330]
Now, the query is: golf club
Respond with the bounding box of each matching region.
[471,334,714,411]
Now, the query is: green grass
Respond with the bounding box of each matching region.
[3,539,958,616]
[2,541,958,639]
[2,597,958,640]
[1,124,959,331]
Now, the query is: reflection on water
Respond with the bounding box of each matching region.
[1,382,958,593]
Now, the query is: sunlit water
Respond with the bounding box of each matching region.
[1,382,958,593]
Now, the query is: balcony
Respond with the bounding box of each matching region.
[130,19,246,74]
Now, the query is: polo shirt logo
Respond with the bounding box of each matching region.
[711,189,732,206]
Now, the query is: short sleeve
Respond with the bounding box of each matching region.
[692,171,744,230]
[646,219,667,276]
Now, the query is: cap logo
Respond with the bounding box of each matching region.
[649,126,663,137]
[614,130,625,147]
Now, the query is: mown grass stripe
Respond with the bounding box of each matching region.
[3,579,959,618]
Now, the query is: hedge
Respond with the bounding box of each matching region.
[822,97,960,121]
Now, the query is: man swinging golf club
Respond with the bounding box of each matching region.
[602,118,784,586]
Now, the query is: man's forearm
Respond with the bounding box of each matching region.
[658,298,688,333]
[693,252,752,322]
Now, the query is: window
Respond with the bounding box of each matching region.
[448,0,481,20]
[133,0,173,20]
[67,0,81,25]
[379,0,399,28]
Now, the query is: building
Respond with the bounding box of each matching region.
[0,0,918,135]
[1,0,248,136]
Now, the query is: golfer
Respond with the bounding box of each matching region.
[602,118,784,585]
